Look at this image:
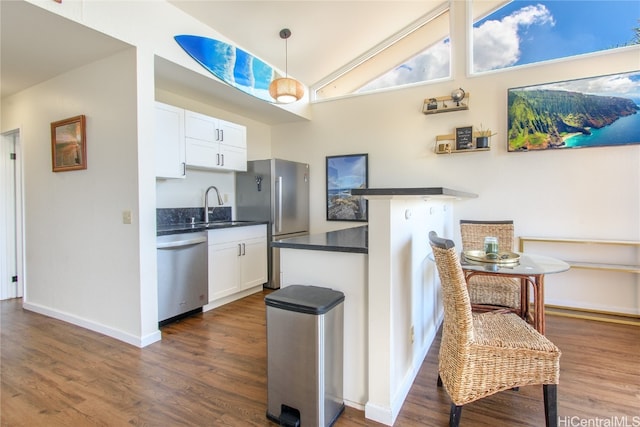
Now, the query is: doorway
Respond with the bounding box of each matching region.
[1,129,24,300]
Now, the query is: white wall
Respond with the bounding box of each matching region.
[280,249,368,408]
[0,49,156,344]
[271,46,640,315]
[156,169,235,209]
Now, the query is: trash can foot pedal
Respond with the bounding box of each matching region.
[279,405,300,427]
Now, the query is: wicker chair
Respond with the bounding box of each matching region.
[460,220,523,315]
[429,231,560,427]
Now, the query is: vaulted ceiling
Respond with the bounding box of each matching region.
[0,1,131,99]
[1,1,446,100]
[1,1,457,125]
[167,1,445,88]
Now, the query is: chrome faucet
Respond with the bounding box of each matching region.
[204,186,224,224]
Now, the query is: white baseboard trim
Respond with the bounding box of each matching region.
[140,330,163,347]
[203,285,263,311]
[23,302,161,348]
[343,399,365,411]
[545,298,640,316]
[365,401,394,426]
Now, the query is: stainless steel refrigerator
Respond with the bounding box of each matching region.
[235,159,309,289]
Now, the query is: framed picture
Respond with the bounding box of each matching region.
[507,71,640,152]
[326,153,368,222]
[455,126,473,150]
[51,115,86,172]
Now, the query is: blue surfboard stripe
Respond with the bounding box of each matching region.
[175,35,278,102]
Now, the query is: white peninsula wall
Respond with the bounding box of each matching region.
[276,188,476,425]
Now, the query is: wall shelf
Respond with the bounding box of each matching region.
[519,236,640,326]
[422,93,470,115]
[519,237,640,274]
[434,131,491,154]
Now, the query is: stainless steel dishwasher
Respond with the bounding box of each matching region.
[157,231,208,325]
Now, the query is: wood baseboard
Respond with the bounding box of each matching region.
[545,305,640,326]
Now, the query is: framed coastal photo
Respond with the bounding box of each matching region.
[51,115,87,172]
[326,153,368,222]
[507,71,640,152]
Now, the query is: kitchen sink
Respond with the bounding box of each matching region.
[157,220,260,236]
[205,221,246,227]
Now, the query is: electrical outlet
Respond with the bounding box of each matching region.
[410,325,415,344]
[122,210,132,224]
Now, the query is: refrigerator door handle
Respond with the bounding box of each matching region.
[276,176,283,233]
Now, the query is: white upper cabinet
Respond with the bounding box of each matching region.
[155,103,247,178]
[184,109,217,141]
[185,110,247,172]
[217,120,247,171]
[155,102,186,179]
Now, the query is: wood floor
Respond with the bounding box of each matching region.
[2,291,639,426]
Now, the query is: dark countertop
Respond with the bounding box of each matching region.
[157,220,268,236]
[351,187,477,198]
[272,226,368,254]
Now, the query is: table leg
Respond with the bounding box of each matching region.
[520,278,528,320]
[525,274,545,335]
[535,274,545,335]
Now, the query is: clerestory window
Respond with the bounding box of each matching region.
[314,2,451,101]
[314,1,639,101]
[472,0,640,73]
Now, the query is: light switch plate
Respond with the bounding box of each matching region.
[122,210,132,224]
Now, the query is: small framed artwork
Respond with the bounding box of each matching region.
[425,98,438,111]
[326,153,368,222]
[455,126,473,150]
[51,115,86,172]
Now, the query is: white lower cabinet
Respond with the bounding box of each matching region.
[207,225,267,306]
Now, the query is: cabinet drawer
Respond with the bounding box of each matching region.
[208,225,266,244]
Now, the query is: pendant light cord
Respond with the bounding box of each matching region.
[285,37,288,78]
[279,28,292,79]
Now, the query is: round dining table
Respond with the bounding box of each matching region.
[461,252,570,335]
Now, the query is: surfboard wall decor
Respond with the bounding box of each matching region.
[175,35,282,103]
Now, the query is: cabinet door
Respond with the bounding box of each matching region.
[184,112,247,171]
[240,237,267,289]
[185,110,219,168]
[155,102,185,179]
[218,120,247,171]
[186,137,221,169]
[219,143,247,171]
[218,120,246,149]
[185,110,216,141]
[208,241,241,301]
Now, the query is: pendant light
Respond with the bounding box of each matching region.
[269,28,304,103]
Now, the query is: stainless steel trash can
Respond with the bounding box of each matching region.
[265,285,345,427]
